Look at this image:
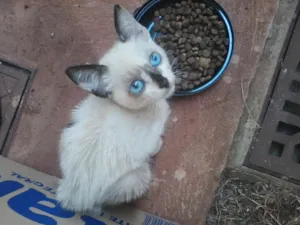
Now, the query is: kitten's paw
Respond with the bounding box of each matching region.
[150,138,163,157]
[56,180,83,212]
[88,207,103,216]
[56,194,77,212]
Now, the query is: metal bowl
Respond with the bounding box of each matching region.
[134,0,234,96]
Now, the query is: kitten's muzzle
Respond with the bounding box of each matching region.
[142,67,170,89]
[150,72,169,89]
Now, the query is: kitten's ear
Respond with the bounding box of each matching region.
[65,64,110,98]
[114,4,149,42]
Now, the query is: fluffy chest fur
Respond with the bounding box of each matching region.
[59,95,170,180]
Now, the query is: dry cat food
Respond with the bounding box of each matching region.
[152,1,229,91]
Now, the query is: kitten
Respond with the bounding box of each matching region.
[56,4,175,214]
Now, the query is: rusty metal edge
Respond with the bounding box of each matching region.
[227,0,300,168]
[225,166,300,192]
[0,58,37,156]
[244,5,300,185]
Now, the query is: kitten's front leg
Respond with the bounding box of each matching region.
[150,137,163,157]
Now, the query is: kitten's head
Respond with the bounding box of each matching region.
[66,5,175,110]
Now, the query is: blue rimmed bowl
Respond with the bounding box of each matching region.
[134,0,234,96]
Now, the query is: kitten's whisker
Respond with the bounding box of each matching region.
[173,72,182,76]
[171,58,178,67]
[171,58,175,67]
[172,63,180,71]
[171,61,181,72]
[173,68,192,78]
[173,68,182,74]
[173,70,183,75]
[173,69,188,76]
[174,72,183,77]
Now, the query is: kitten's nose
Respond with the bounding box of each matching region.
[160,77,170,89]
[142,66,170,89]
[147,70,169,89]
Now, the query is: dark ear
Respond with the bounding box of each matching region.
[65,64,110,98]
[114,4,149,42]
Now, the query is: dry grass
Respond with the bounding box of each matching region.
[206,174,300,225]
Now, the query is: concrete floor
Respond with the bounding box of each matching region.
[0,0,280,224]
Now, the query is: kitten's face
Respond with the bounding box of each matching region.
[66,5,175,110]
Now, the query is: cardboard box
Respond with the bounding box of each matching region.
[0,156,178,225]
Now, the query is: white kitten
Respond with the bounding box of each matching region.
[56,5,175,214]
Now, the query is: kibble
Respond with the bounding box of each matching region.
[199,57,211,68]
[153,1,228,91]
[165,15,171,21]
[203,49,211,57]
[187,57,195,65]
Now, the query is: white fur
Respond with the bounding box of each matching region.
[56,5,175,213]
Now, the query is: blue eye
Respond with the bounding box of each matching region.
[129,80,145,95]
[150,52,161,67]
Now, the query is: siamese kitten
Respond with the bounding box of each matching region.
[56,4,175,213]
